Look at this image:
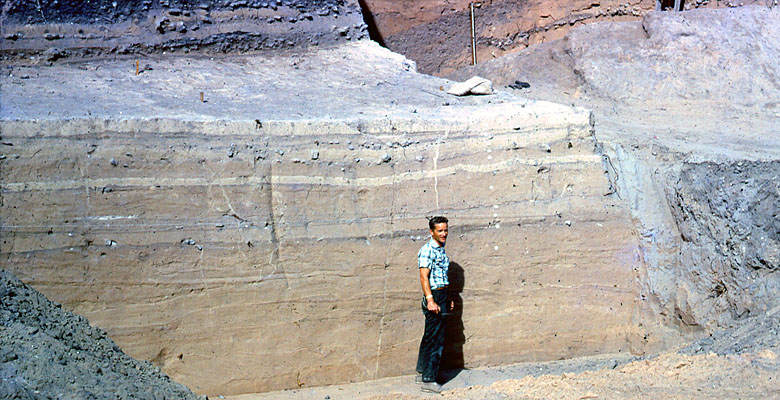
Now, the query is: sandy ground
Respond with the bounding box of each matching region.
[231,352,779,399]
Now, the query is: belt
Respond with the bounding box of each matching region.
[432,286,448,291]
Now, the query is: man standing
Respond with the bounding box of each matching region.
[415,216,454,393]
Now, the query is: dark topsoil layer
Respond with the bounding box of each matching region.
[0,269,203,400]
[2,0,348,25]
[1,0,366,62]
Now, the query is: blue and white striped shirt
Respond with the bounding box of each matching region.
[418,239,449,290]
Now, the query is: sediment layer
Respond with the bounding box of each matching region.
[0,42,652,395]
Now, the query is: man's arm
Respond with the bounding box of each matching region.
[419,268,440,314]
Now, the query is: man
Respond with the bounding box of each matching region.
[415,216,454,393]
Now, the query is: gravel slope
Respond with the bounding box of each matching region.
[0,269,203,399]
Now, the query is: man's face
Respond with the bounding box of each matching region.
[430,222,448,246]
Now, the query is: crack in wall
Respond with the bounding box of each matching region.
[374,162,396,379]
[193,248,217,328]
[433,129,449,213]
[265,162,288,291]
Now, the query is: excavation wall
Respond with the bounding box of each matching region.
[360,0,767,75]
[450,5,780,334]
[0,104,651,395]
[0,0,367,63]
[0,38,660,396]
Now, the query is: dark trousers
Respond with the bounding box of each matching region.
[416,290,448,382]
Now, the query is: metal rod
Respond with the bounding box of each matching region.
[674,0,682,11]
[470,2,477,65]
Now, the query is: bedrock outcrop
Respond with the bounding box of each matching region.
[0,41,657,395]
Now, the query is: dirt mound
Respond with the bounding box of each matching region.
[362,0,768,76]
[682,304,780,357]
[0,269,202,399]
[449,6,780,110]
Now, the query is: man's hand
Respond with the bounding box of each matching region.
[449,299,455,312]
[427,298,440,314]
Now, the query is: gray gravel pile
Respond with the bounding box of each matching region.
[0,269,203,400]
[669,161,780,327]
[681,305,780,357]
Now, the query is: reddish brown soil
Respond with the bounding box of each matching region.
[361,0,768,76]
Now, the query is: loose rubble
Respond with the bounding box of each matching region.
[0,270,202,399]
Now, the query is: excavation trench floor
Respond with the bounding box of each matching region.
[228,353,641,400]
[230,349,780,400]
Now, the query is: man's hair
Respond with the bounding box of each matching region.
[428,216,448,230]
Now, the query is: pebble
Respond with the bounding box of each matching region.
[44,47,66,62]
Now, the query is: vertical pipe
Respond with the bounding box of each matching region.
[674,0,682,11]
[470,2,477,65]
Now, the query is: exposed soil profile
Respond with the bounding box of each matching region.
[360,0,769,76]
[0,0,367,63]
[0,269,203,399]
[2,1,780,399]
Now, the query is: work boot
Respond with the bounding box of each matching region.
[420,381,442,393]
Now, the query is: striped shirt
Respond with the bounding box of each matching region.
[418,238,449,290]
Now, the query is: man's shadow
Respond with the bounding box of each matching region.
[440,261,465,383]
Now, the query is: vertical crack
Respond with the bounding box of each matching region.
[432,129,449,213]
[433,135,441,211]
[194,249,216,327]
[374,162,396,379]
[265,163,288,290]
